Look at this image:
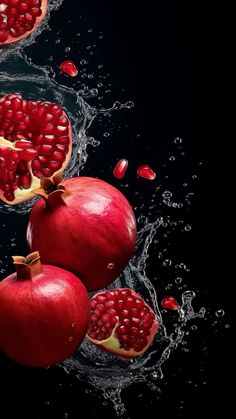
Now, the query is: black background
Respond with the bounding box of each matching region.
[0,0,233,418]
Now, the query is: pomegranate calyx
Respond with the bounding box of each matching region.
[12,251,43,280]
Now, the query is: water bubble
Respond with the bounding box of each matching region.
[169,156,175,161]
[103,132,110,137]
[69,337,74,342]
[71,323,76,328]
[162,190,172,199]
[162,259,172,267]
[225,324,230,328]
[107,263,115,270]
[184,224,192,231]
[174,137,183,144]
[64,47,71,52]
[175,277,182,284]
[215,309,225,317]
[191,325,198,331]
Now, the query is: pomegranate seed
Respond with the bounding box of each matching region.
[137,164,156,180]
[113,159,128,179]
[161,296,180,311]
[60,60,78,77]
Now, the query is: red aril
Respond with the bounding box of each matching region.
[161,296,180,310]
[137,164,156,180]
[60,60,78,77]
[0,94,72,205]
[27,176,137,291]
[0,252,90,367]
[0,0,48,46]
[113,159,128,179]
[87,288,159,358]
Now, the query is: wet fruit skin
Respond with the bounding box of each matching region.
[0,0,48,46]
[87,288,159,358]
[0,252,90,367]
[27,177,137,292]
[0,93,72,205]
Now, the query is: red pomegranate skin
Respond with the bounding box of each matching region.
[0,257,90,367]
[27,177,137,291]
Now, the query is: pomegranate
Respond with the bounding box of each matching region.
[87,288,159,358]
[0,93,72,205]
[0,251,90,367]
[113,158,128,179]
[161,296,180,311]
[27,177,137,291]
[60,60,78,77]
[0,0,48,46]
[137,164,156,180]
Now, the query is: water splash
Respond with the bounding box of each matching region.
[62,218,205,415]
[0,2,207,416]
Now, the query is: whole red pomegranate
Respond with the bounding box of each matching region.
[0,94,72,205]
[0,0,48,45]
[0,251,90,367]
[87,288,159,358]
[27,177,137,291]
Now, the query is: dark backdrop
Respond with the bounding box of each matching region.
[0,1,233,418]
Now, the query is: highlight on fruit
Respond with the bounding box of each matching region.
[86,288,159,358]
[27,176,137,291]
[0,251,90,367]
[0,93,72,205]
[0,0,48,45]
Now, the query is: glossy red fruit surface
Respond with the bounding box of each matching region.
[27,177,137,291]
[0,0,48,46]
[87,288,159,358]
[60,60,78,77]
[0,94,72,204]
[137,164,156,180]
[0,252,90,367]
[113,159,128,179]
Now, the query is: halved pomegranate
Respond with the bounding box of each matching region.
[0,0,48,46]
[87,288,159,358]
[0,94,72,205]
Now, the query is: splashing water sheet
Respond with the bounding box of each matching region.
[0,0,232,418]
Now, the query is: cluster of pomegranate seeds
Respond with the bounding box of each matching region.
[88,289,156,353]
[0,94,70,201]
[113,159,128,179]
[137,164,156,180]
[59,60,78,77]
[0,145,37,201]
[161,296,180,311]
[0,0,43,44]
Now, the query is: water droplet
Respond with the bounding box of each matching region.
[184,224,192,231]
[169,155,175,161]
[162,259,172,267]
[174,137,183,144]
[175,277,182,284]
[215,309,224,317]
[191,325,198,330]
[162,190,172,199]
[69,337,74,342]
[107,263,115,270]
[71,323,76,328]
[182,290,196,302]
[103,132,110,137]
[225,324,230,328]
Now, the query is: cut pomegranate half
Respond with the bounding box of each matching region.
[0,93,72,205]
[87,288,159,359]
[0,0,48,46]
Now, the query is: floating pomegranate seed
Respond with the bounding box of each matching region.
[59,60,78,77]
[137,165,156,180]
[161,296,180,311]
[113,159,128,179]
